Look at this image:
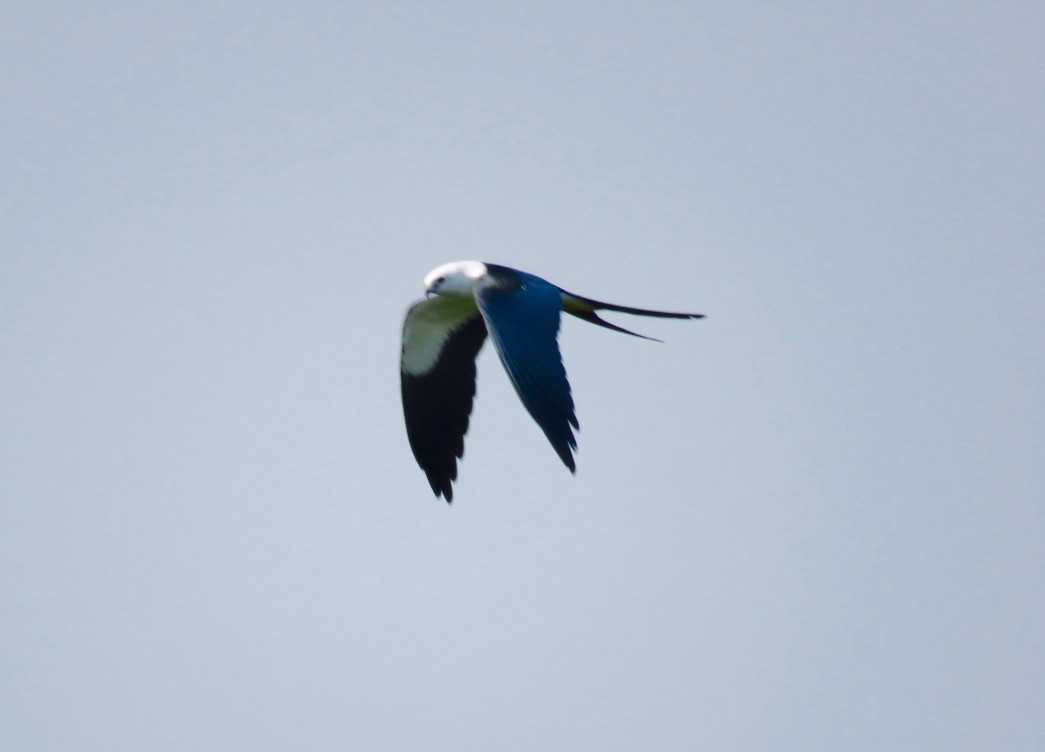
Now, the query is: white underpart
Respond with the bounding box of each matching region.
[401,296,478,375]
[424,260,488,297]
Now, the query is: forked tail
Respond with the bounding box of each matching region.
[560,290,704,340]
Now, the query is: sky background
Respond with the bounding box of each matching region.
[2,2,1042,750]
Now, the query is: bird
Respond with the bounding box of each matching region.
[400,261,703,502]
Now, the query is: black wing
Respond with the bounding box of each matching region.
[400,297,487,502]
[475,278,578,472]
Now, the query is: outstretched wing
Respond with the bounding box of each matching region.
[475,279,579,472]
[401,296,487,502]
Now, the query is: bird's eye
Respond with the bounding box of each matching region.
[435,276,445,286]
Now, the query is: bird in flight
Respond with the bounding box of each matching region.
[400,261,703,502]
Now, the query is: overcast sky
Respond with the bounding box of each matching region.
[2,2,1042,750]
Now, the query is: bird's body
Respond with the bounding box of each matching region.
[400,261,702,502]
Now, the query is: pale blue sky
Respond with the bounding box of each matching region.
[2,2,1042,750]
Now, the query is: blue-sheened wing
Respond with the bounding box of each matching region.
[401,296,487,502]
[475,279,578,472]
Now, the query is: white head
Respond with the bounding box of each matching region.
[423,261,488,297]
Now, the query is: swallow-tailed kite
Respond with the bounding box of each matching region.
[400,261,703,501]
